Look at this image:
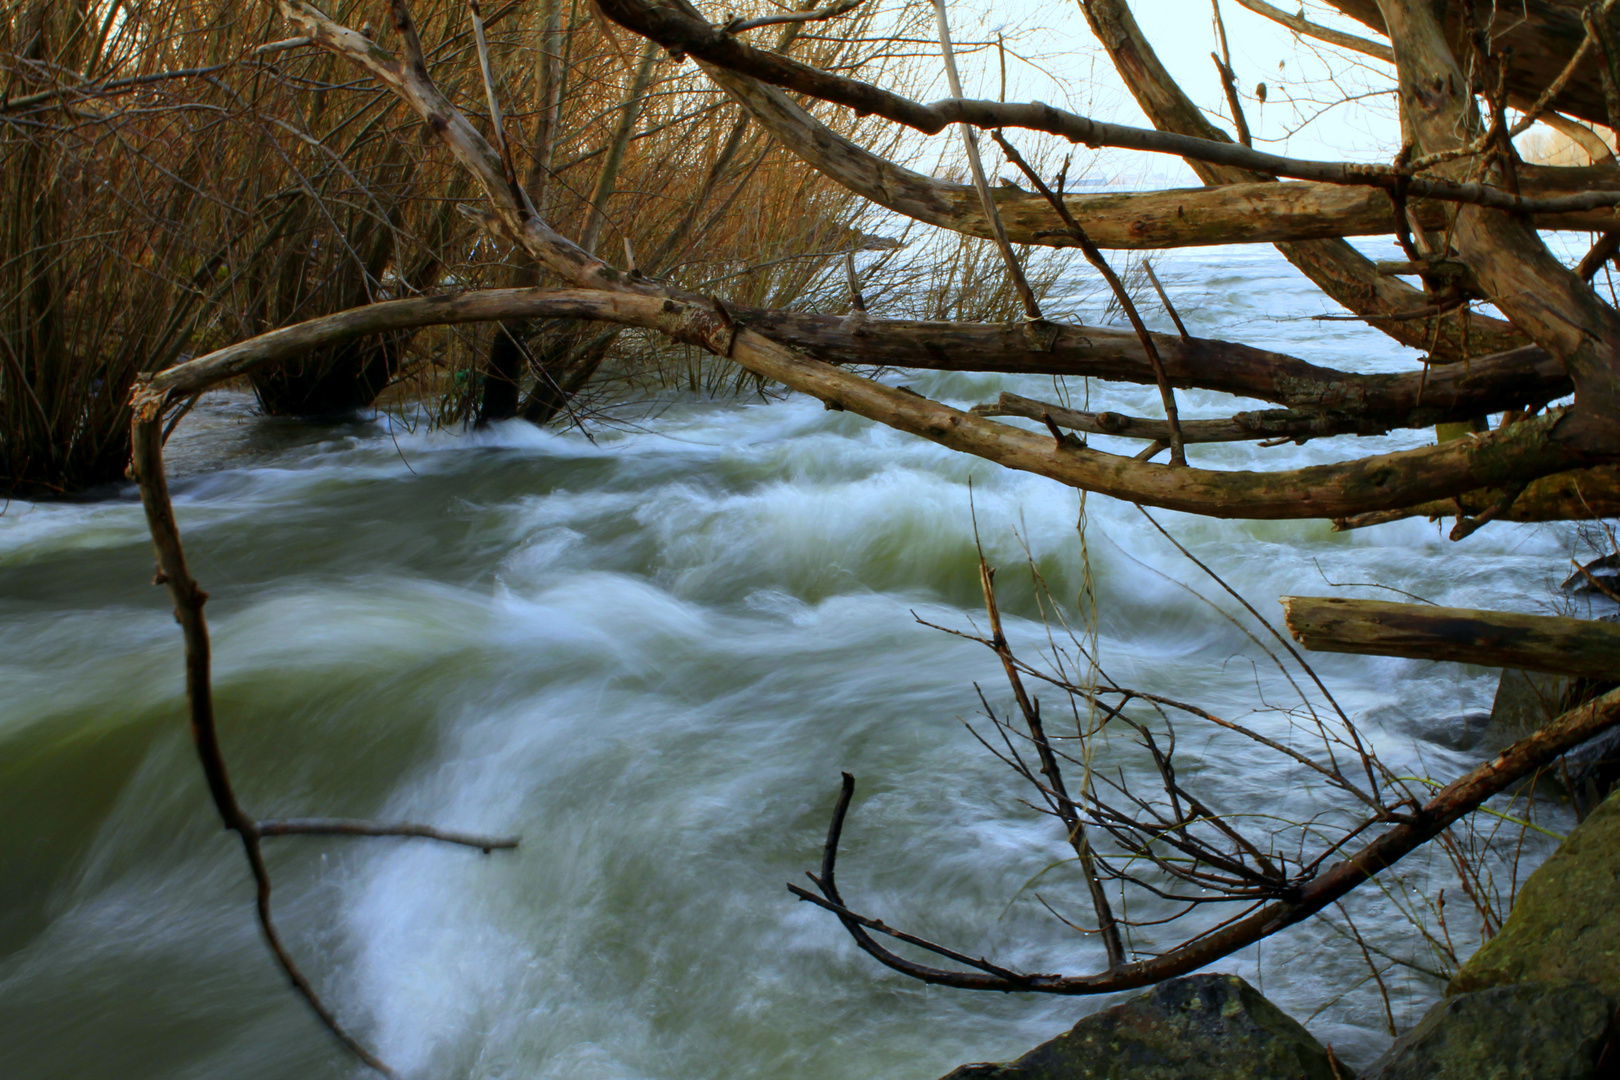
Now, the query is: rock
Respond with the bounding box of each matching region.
[1359,981,1612,1080]
[1563,725,1620,818]
[937,973,1344,1080]
[1487,668,1573,748]
[1414,710,1492,753]
[1487,669,1620,815]
[1450,789,1620,998]
[1562,553,1620,598]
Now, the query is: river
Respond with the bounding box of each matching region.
[0,239,1591,1077]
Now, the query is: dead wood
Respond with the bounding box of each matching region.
[1281,596,1620,678]
[130,387,518,1077]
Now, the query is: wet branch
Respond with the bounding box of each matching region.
[130,390,518,1077]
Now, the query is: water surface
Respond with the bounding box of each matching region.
[0,240,1589,1077]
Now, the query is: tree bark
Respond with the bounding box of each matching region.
[1282,596,1620,678]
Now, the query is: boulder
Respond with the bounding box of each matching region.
[937,973,1344,1080]
[1359,981,1611,1080]
[1450,789,1620,998]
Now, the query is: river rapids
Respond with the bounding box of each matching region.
[0,240,1596,1077]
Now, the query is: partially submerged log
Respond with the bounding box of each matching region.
[1281,596,1620,679]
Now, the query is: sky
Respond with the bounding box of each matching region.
[935,0,1402,186]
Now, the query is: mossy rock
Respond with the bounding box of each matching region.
[938,973,1344,1080]
[1361,981,1611,1080]
[1450,789,1620,997]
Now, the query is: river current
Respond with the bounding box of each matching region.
[0,240,1593,1077]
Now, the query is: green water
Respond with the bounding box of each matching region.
[0,244,1589,1078]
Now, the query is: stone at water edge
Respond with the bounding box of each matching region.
[936,973,1345,1080]
[1357,981,1611,1080]
[1449,788,1620,998]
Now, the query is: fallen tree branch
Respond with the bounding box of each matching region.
[1281,596,1620,678]
[129,387,519,1077]
[140,287,1602,520]
[598,0,1620,217]
[971,392,1391,444]
[1333,465,1620,529]
[791,685,1620,992]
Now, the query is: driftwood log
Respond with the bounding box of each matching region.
[1281,596,1620,679]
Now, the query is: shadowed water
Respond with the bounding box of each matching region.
[0,240,1591,1078]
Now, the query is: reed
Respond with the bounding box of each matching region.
[0,0,1048,493]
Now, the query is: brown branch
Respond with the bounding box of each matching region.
[978,557,1125,967]
[722,0,867,37]
[468,0,519,194]
[139,288,1600,521]
[130,402,401,1077]
[1232,0,1393,63]
[1333,464,1620,529]
[690,68,1620,250]
[1141,260,1189,338]
[931,0,1043,323]
[579,39,660,254]
[257,818,520,852]
[793,685,1620,994]
[595,0,1620,218]
[971,392,1390,444]
[1210,2,1251,147]
[1281,596,1620,678]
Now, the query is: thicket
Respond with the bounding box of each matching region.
[0,0,1046,497]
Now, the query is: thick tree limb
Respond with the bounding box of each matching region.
[973,391,1393,444]
[142,286,1603,519]
[1383,0,1620,453]
[1281,596,1620,678]
[599,0,1620,217]
[1326,0,1620,132]
[1333,464,1620,529]
[260,0,1610,523]
[145,288,1572,431]
[699,68,1620,250]
[662,0,1527,355]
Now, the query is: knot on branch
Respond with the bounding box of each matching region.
[654,297,738,354]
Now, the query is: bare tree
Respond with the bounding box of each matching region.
[120,0,1620,1071]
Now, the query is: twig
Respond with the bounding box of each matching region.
[1231,0,1393,63]
[722,0,867,35]
[979,555,1125,968]
[468,0,520,195]
[929,0,1044,324]
[991,132,1186,465]
[1450,480,1528,540]
[1209,2,1251,147]
[844,249,867,313]
[1141,260,1188,339]
[257,818,520,852]
[129,388,518,1076]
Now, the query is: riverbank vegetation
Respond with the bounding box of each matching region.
[11,0,1620,1074]
[1,0,1050,495]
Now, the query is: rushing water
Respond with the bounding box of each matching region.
[0,240,1595,1078]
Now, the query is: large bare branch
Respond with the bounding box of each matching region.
[700,68,1620,250]
[1326,0,1620,132]
[607,0,1528,355]
[143,283,1601,520]
[1382,0,1620,452]
[1282,596,1620,678]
